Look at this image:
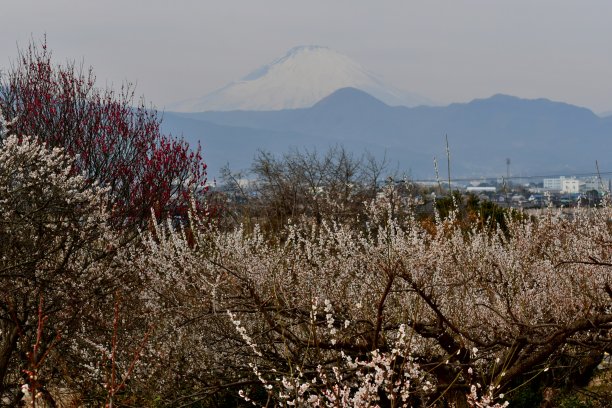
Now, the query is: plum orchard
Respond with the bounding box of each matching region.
[0,109,612,406]
[130,188,611,406]
[1,119,610,406]
[0,42,610,406]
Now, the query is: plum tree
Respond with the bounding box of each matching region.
[0,40,207,230]
[0,128,119,403]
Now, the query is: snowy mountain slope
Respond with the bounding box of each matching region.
[169,45,431,112]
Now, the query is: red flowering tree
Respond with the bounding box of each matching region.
[0,40,207,229]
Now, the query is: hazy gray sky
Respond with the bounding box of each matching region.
[2,1,611,112]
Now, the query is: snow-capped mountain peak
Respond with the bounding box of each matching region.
[169,46,430,112]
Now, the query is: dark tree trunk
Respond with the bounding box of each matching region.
[0,320,19,393]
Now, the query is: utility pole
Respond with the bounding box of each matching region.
[505,158,511,207]
[506,158,511,181]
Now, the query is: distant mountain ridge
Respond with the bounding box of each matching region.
[168,46,431,112]
[162,89,612,180]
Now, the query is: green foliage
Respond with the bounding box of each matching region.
[434,192,527,233]
[556,393,597,408]
[434,191,463,219]
[506,383,542,408]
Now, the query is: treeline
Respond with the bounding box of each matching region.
[218,147,527,237]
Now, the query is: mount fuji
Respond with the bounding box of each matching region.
[169,45,431,112]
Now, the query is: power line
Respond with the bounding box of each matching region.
[404,170,612,184]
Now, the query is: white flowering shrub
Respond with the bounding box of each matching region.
[126,184,611,406]
[0,124,128,404]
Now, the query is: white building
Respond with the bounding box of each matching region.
[466,186,496,193]
[543,176,579,194]
[562,178,580,193]
[543,178,561,191]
